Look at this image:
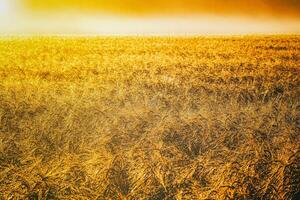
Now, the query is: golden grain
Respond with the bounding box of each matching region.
[0,36,299,199]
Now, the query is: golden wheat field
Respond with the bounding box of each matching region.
[0,36,299,199]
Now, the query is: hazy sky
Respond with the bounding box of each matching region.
[1,0,300,35]
[24,0,300,18]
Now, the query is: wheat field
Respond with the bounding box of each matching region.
[0,36,299,199]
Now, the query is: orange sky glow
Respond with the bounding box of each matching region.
[0,0,300,35]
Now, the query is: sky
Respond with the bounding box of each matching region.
[0,0,300,35]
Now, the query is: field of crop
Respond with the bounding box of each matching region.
[0,36,299,199]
